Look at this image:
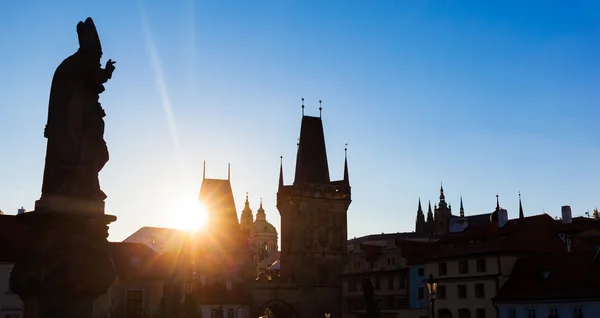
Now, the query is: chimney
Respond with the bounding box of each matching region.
[498,209,509,227]
[561,206,572,224]
[17,207,26,215]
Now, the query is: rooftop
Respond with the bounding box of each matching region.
[494,249,600,302]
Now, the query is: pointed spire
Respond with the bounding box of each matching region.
[293,115,330,185]
[256,197,266,221]
[278,155,284,189]
[460,196,464,217]
[203,161,206,180]
[301,98,305,116]
[228,163,231,180]
[439,182,445,201]
[519,192,524,219]
[415,198,426,235]
[343,144,349,186]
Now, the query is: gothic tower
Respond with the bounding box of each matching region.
[240,193,254,233]
[426,200,434,235]
[434,184,452,235]
[276,114,351,315]
[415,198,426,235]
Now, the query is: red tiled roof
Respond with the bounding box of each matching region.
[494,249,600,301]
[425,214,593,260]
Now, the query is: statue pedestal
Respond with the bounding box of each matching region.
[9,204,117,318]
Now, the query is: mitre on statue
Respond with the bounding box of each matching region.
[77,17,102,52]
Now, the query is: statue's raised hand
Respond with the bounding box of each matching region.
[105,59,116,77]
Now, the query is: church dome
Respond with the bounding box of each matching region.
[254,220,277,234]
[253,199,278,234]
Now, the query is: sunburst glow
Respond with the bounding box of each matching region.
[168,195,208,231]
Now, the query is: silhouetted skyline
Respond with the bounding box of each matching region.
[0,1,599,241]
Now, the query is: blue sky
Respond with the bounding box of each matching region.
[0,1,599,241]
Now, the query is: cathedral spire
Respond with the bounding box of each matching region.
[415,198,426,235]
[519,192,524,219]
[460,196,464,217]
[426,200,434,235]
[439,182,445,202]
[256,197,266,221]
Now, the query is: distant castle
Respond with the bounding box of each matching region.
[414,184,522,235]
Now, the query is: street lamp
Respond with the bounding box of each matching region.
[325,313,331,318]
[426,273,438,318]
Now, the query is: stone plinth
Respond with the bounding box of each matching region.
[10,205,116,318]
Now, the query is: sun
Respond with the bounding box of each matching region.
[167,195,208,231]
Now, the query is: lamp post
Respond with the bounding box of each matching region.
[426,273,438,318]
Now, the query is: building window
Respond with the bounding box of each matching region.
[126,290,143,318]
[387,276,394,290]
[459,260,469,274]
[417,267,424,276]
[457,285,467,299]
[476,308,486,318]
[439,263,447,276]
[418,287,424,299]
[474,283,485,298]
[508,308,516,318]
[549,308,559,318]
[437,285,446,299]
[349,279,357,291]
[476,259,486,272]
[399,274,406,289]
[527,308,536,318]
[227,309,234,318]
[388,257,396,266]
[573,307,583,318]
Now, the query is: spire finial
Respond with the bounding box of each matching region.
[496,194,500,211]
[246,192,249,201]
[203,161,206,180]
[319,100,322,117]
[301,98,305,116]
[228,163,231,180]
[460,195,464,217]
[345,143,348,157]
[260,197,263,209]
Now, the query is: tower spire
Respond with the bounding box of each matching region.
[301,98,305,116]
[519,192,524,219]
[343,144,349,186]
[460,196,464,217]
[279,155,284,189]
[228,163,231,180]
[203,161,206,180]
[439,182,445,201]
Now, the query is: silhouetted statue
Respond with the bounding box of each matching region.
[40,17,115,205]
[362,276,380,318]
